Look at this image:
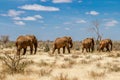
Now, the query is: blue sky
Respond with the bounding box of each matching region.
[0,0,120,41]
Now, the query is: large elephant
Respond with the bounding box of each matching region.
[98,39,112,52]
[15,35,38,55]
[52,36,73,54]
[82,38,94,52]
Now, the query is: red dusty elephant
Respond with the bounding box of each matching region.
[98,39,112,52]
[52,36,73,54]
[15,35,38,55]
[82,38,94,53]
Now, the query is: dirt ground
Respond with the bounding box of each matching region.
[0,48,120,80]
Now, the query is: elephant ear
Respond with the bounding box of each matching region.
[68,37,72,40]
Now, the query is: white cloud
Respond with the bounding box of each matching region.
[13,17,22,20]
[13,15,43,21]
[55,26,60,29]
[0,10,25,17]
[86,11,99,16]
[65,27,70,30]
[64,22,71,25]
[78,0,82,3]
[38,20,44,23]
[14,21,25,25]
[52,0,72,3]
[19,4,59,11]
[40,0,47,2]
[0,14,7,16]
[34,15,43,19]
[76,20,86,23]
[105,20,118,27]
[22,16,37,21]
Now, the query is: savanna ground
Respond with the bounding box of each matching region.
[0,41,120,80]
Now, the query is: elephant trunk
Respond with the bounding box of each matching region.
[69,42,73,48]
[34,42,38,54]
[110,41,112,51]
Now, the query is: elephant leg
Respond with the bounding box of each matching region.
[34,43,37,54]
[34,46,37,54]
[63,46,65,54]
[100,46,104,52]
[86,48,88,52]
[99,48,102,52]
[88,47,90,52]
[67,47,70,53]
[101,47,104,52]
[17,49,21,55]
[23,48,27,55]
[30,45,33,55]
[106,46,110,52]
[58,48,60,54]
[52,48,56,54]
[91,46,94,52]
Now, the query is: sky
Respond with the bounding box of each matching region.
[0,0,120,41]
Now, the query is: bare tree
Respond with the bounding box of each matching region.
[0,35,9,47]
[1,35,9,44]
[89,20,102,45]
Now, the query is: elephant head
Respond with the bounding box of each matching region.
[67,37,73,48]
[26,35,38,54]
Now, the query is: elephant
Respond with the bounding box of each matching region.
[15,35,38,55]
[52,36,73,54]
[98,39,112,52]
[82,38,94,53]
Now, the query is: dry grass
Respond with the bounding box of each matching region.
[64,57,71,61]
[53,73,69,80]
[88,70,106,79]
[79,59,92,64]
[0,54,26,74]
[38,60,50,66]
[71,54,79,59]
[107,52,120,57]
[96,62,120,72]
[0,71,6,80]
[38,67,53,76]
[0,43,120,80]
[60,59,76,68]
[52,73,78,80]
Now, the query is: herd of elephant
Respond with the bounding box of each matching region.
[15,35,112,55]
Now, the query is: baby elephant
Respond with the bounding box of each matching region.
[98,39,112,52]
[52,36,73,54]
[15,35,38,55]
[82,38,94,53]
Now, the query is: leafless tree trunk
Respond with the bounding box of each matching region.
[89,20,102,45]
[0,35,9,47]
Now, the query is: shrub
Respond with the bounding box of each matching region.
[0,54,31,74]
[44,44,50,52]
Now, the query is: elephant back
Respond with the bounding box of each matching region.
[16,35,32,47]
[26,35,38,44]
[99,39,112,47]
[82,38,92,44]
